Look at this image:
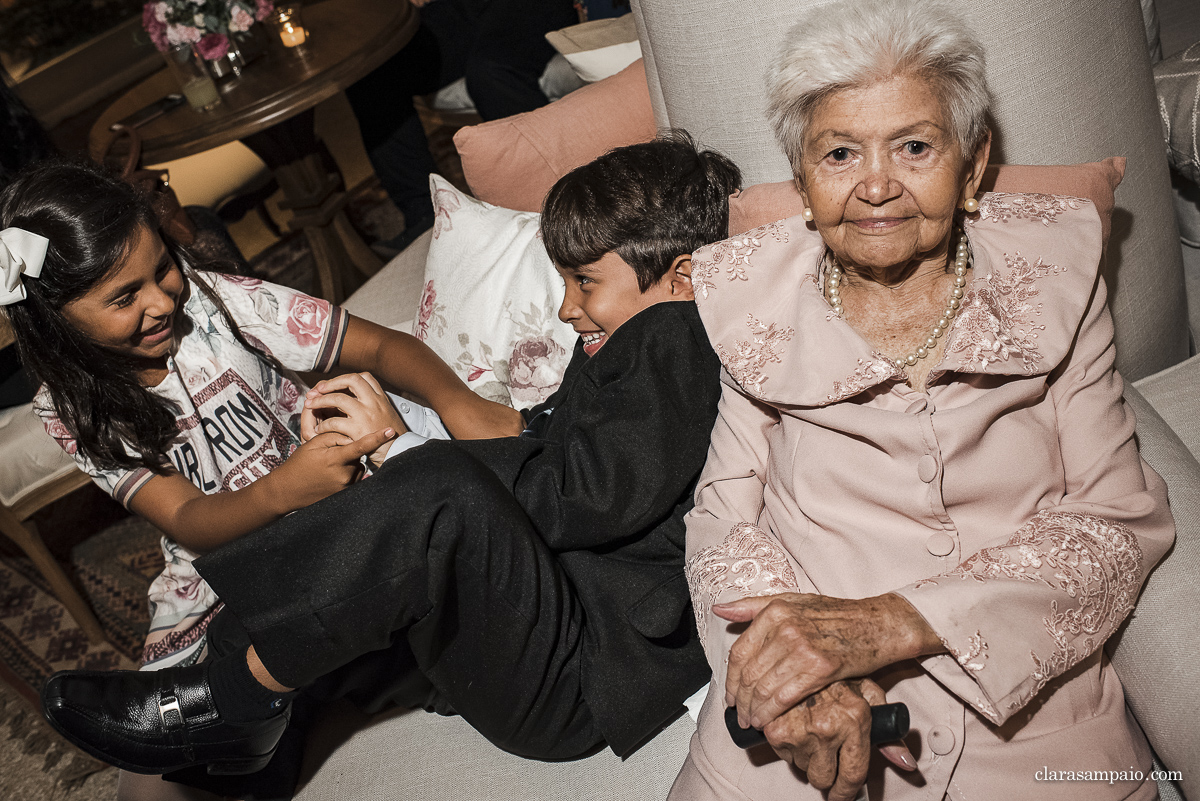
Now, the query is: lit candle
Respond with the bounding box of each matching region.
[279,22,307,47]
[274,8,309,48]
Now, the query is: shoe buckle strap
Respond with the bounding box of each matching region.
[159,694,184,731]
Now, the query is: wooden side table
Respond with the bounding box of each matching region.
[89,0,420,303]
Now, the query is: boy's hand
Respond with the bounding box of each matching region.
[441,394,525,440]
[271,429,394,510]
[302,373,407,465]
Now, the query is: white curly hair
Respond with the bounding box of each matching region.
[766,0,991,174]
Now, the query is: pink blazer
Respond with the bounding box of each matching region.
[674,194,1175,801]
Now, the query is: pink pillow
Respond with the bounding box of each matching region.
[728,157,1126,245]
[453,59,657,213]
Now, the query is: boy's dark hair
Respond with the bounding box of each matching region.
[0,159,282,473]
[541,130,741,291]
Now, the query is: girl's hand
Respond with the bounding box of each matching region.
[301,373,407,465]
[715,592,942,731]
[270,429,395,509]
[439,393,525,440]
[754,679,917,801]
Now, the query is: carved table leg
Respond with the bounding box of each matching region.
[242,109,383,304]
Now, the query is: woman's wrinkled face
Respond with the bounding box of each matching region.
[796,73,988,276]
[62,225,183,363]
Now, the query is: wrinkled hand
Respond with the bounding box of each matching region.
[302,373,406,466]
[716,592,940,731]
[751,679,915,801]
[271,429,395,510]
[439,394,525,440]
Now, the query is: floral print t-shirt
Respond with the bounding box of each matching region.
[37,272,347,669]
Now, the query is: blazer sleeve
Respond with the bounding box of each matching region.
[684,369,811,679]
[502,310,721,552]
[892,276,1176,726]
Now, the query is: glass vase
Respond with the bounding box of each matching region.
[162,43,220,112]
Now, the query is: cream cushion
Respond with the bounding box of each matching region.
[0,402,80,509]
[546,14,642,83]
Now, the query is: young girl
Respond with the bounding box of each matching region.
[0,160,522,673]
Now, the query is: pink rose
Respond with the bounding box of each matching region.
[167,23,202,46]
[508,336,570,405]
[254,0,274,21]
[196,33,229,60]
[228,6,254,32]
[416,280,436,340]
[43,417,78,455]
[143,2,169,50]
[280,379,300,412]
[286,295,328,347]
[432,188,460,239]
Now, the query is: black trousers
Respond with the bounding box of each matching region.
[195,443,603,761]
[343,0,576,223]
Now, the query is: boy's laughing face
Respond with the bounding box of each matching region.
[555,252,692,356]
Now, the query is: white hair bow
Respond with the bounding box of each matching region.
[0,227,50,306]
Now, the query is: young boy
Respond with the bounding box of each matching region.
[42,133,743,779]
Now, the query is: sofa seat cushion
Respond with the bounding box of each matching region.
[296,702,695,801]
[0,402,80,509]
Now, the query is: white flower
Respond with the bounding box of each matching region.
[228,5,254,32]
[194,12,205,26]
[154,2,170,22]
[166,23,202,45]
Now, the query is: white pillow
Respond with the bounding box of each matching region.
[416,175,578,408]
[545,14,642,83]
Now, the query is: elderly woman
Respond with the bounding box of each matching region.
[672,2,1174,801]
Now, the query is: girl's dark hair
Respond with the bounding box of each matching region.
[541,130,742,290]
[0,159,279,473]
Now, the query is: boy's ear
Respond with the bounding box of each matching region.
[668,255,695,301]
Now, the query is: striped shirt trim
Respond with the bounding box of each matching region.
[113,468,155,508]
[314,305,349,372]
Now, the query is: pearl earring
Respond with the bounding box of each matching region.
[802,207,814,222]
[962,197,979,213]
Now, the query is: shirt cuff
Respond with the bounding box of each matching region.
[382,431,431,463]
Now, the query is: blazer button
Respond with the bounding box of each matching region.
[917,454,938,482]
[926,532,955,557]
[905,397,928,414]
[928,725,956,755]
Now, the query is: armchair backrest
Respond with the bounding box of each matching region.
[630,0,1189,382]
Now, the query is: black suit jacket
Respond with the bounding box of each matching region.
[454,300,721,756]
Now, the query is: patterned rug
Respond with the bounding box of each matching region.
[0,518,154,707]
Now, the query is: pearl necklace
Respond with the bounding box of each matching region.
[826,229,971,368]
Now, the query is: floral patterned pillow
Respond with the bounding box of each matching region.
[416,175,578,408]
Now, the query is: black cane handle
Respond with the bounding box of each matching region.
[724,702,910,749]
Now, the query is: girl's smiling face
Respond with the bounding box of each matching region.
[61,225,183,365]
[555,251,692,356]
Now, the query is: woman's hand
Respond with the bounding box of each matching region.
[301,373,406,466]
[439,393,525,440]
[754,678,916,801]
[716,592,942,731]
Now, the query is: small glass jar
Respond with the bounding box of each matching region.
[272,6,309,49]
[162,43,220,111]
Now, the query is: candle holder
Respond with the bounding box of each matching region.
[272,6,310,50]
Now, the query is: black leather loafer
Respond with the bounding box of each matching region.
[41,664,289,775]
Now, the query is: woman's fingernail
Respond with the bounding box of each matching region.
[897,750,917,770]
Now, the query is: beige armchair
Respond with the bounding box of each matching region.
[0,317,104,643]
